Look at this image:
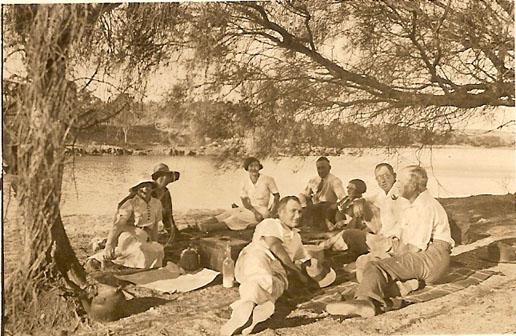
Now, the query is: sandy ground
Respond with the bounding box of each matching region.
[2,189,516,335]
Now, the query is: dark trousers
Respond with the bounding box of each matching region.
[302,202,337,230]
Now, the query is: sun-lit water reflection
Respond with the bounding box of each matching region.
[60,146,516,217]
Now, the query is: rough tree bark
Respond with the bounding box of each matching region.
[4,5,93,333]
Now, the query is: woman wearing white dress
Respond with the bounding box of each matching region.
[101,180,165,269]
[217,157,280,230]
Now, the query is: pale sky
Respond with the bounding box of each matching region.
[3,36,515,133]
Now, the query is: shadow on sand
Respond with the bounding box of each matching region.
[122,297,171,317]
[252,238,508,332]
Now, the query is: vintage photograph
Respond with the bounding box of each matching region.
[1,1,515,335]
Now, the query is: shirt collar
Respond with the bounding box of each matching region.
[134,193,151,205]
[412,189,430,207]
[318,173,333,182]
[281,223,300,236]
[248,173,261,184]
[386,183,401,200]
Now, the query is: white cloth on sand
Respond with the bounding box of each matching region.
[90,227,164,269]
[140,268,220,293]
[216,208,261,231]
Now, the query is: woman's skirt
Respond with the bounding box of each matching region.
[90,227,164,269]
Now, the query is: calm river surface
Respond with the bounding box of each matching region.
[60,146,515,217]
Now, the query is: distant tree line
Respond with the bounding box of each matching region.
[79,94,513,151]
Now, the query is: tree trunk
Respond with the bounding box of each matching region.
[123,126,130,144]
[4,5,88,333]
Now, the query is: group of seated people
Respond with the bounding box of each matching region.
[91,156,454,336]
[220,157,454,335]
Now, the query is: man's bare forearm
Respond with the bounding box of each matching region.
[241,197,256,212]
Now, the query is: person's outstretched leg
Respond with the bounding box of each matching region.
[220,300,255,336]
[326,262,387,317]
[241,301,275,335]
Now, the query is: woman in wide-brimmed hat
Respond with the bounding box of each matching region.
[90,179,165,269]
[215,157,280,231]
[151,163,180,244]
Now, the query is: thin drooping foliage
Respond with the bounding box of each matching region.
[4,5,95,332]
[170,1,513,153]
[2,4,183,333]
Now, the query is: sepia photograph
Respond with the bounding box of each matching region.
[1,1,515,335]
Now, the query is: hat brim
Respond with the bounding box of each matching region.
[306,265,337,288]
[130,181,157,192]
[317,267,337,288]
[152,170,180,181]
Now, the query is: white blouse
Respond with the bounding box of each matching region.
[240,174,279,214]
[117,195,163,228]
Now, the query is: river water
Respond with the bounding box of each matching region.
[60,146,515,217]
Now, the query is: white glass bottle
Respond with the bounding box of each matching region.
[222,243,235,288]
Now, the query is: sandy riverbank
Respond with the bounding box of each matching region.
[2,193,516,335]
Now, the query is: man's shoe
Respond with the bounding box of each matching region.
[326,299,376,317]
[396,279,419,297]
[241,301,274,335]
[220,301,255,336]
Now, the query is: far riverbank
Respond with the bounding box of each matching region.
[62,124,515,158]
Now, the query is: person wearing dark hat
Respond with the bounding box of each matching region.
[298,157,346,231]
[151,163,180,243]
[319,178,373,256]
[216,157,280,231]
[92,179,165,269]
[331,178,369,231]
[326,165,454,317]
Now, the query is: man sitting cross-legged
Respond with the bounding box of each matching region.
[326,165,454,317]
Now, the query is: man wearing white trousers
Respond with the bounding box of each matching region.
[221,196,317,335]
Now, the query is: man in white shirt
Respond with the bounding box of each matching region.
[326,165,454,317]
[298,157,346,230]
[356,163,410,282]
[368,163,407,237]
[221,196,317,336]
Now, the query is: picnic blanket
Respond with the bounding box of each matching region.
[115,262,183,284]
[296,266,498,313]
[115,262,220,294]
